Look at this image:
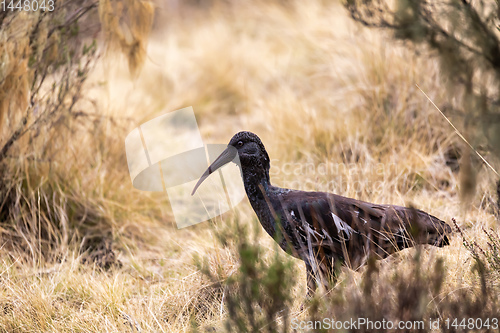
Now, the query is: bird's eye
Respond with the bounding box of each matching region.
[237,141,244,147]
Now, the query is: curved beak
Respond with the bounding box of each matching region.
[191,146,237,195]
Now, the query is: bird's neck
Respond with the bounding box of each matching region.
[240,165,271,201]
[240,165,280,238]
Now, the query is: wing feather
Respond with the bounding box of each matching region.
[272,189,451,266]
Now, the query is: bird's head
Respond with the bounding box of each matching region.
[228,131,270,169]
[191,131,270,195]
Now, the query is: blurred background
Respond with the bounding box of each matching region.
[1,0,499,331]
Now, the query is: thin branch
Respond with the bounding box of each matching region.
[416,84,500,177]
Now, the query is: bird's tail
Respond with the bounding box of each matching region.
[411,209,453,247]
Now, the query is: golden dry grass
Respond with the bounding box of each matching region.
[1,0,499,332]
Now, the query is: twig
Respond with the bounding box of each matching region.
[416,84,500,178]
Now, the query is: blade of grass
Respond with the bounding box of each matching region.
[416,83,499,177]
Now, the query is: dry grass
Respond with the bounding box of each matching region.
[1,0,499,331]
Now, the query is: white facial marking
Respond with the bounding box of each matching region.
[290,210,296,217]
[332,213,355,239]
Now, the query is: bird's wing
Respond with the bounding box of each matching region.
[276,191,386,241]
[274,190,451,266]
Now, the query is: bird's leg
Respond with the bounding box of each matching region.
[305,256,339,298]
[300,261,318,312]
[322,261,339,290]
[302,258,340,312]
[305,260,318,299]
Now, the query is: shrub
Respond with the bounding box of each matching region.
[0,0,153,263]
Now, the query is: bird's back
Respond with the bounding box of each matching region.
[264,187,452,269]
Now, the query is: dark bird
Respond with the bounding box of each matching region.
[192,131,452,296]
